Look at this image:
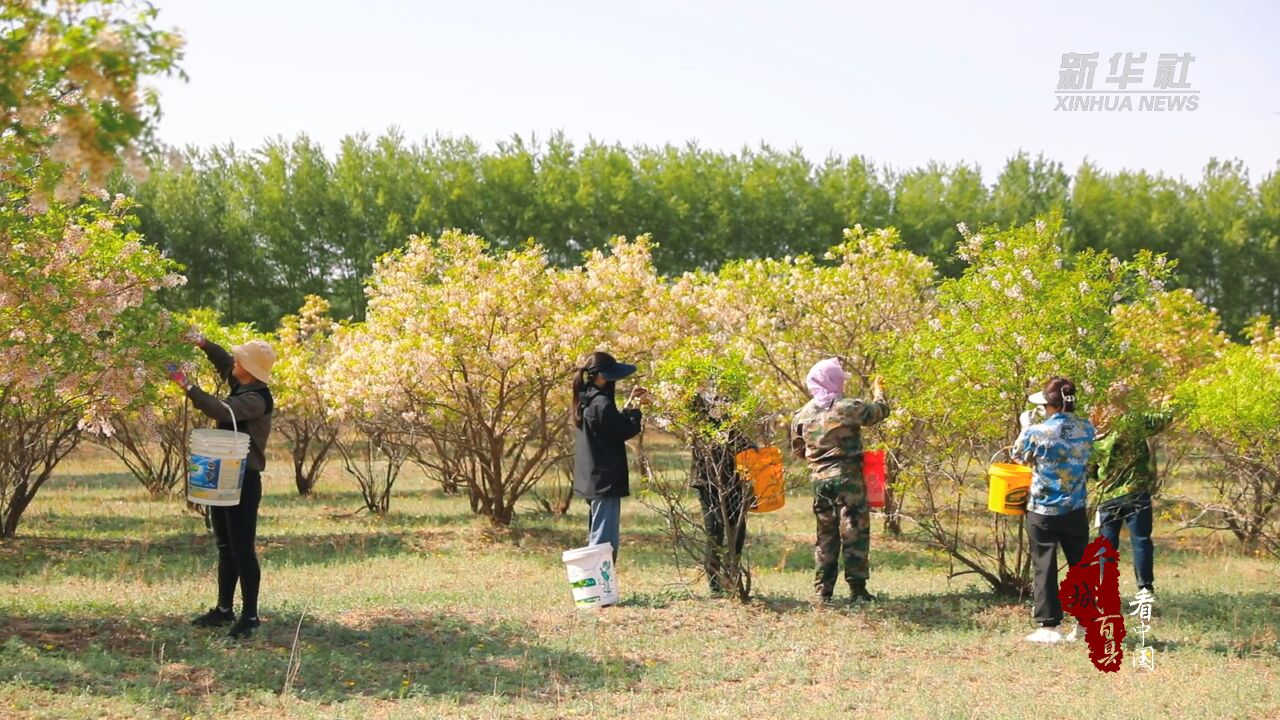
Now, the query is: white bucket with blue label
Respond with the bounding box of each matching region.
[561,543,618,609]
[187,428,251,506]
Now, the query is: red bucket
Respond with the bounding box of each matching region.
[863,450,886,508]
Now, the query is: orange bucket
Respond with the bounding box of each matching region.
[863,450,886,508]
[736,447,785,513]
[987,462,1032,515]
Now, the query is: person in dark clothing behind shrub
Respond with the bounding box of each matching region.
[168,334,276,639]
[689,391,756,596]
[1090,382,1172,603]
[572,351,645,563]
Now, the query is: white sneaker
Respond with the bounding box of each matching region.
[1025,627,1064,644]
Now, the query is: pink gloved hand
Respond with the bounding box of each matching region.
[166,363,189,389]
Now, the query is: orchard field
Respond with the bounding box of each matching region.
[1,443,1278,720]
[4,3,1280,718]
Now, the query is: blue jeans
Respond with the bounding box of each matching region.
[1098,492,1155,589]
[588,496,622,561]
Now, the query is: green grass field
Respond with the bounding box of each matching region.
[2,445,1278,719]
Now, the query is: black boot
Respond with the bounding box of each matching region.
[191,607,235,627]
[227,615,260,639]
[849,580,876,603]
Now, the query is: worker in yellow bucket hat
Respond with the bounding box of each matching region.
[168,335,277,639]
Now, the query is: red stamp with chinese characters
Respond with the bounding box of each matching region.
[1060,536,1127,672]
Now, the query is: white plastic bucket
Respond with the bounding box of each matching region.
[561,543,618,609]
[187,427,251,507]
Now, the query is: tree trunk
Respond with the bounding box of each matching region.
[489,501,514,527]
[1,493,31,538]
[879,451,904,535]
[882,485,903,536]
[292,442,312,496]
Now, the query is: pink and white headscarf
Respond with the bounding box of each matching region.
[806,357,850,409]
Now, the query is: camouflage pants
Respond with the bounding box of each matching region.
[812,474,870,596]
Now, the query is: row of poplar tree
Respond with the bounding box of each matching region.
[116,131,1280,334]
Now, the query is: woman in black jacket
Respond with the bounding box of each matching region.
[167,335,276,639]
[572,351,645,562]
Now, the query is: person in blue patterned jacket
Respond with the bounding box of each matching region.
[1011,376,1096,643]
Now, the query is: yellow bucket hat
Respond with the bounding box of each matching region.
[232,339,277,384]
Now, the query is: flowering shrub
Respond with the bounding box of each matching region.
[1,0,183,203]
[273,295,339,496]
[93,307,264,498]
[650,341,765,444]
[703,226,935,533]
[323,232,673,524]
[562,236,695,365]
[321,322,409,516]
[0,198,186,535]
[891,216,1171,447]
[644,339,769,599]
[1174,318,1280,557]
[882,215,1173,592]
[708,226,935,415]
[96,308,263,499]
[0,0,184,533]
[1111,287,1228,401]
[96,379,191,497]
[323,232,566,521]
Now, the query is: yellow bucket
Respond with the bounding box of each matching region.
[736,447,785,513]
[987,462,1032,515]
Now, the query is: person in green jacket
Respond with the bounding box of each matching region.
[1090,383,1172,601]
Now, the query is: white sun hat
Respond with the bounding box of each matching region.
[232,339,277,384]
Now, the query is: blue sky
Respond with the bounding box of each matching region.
[149,0,1280,183]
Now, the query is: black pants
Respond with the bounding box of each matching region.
[210,470,262,617]
[1026,508,1089,627]
[697,483,747,592]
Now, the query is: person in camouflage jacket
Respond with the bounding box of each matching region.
[790,358,889,603]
